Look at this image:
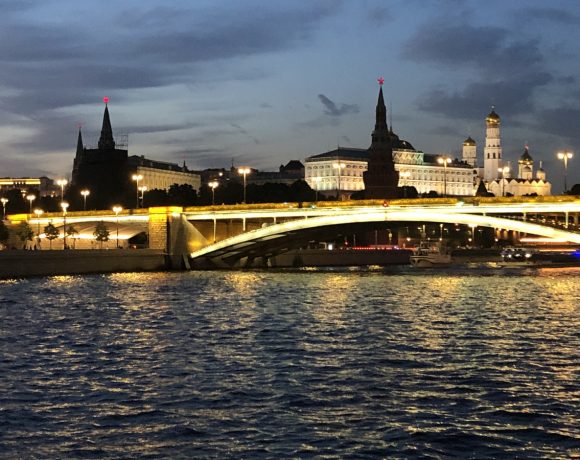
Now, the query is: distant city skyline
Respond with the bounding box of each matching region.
[1,0,580,193]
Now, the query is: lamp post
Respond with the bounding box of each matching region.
[437,156,452,197]
[497,166,510,197]
[399,171,411,197]
[34,209,43,247]
[138,186,148,208]
[313,176,321,202]
[238,167,251,203]
[557,151,573,194]
[332,161,345,200]
[26,194,36,216]
[61,202,69,249]
[208,180,219,205]
[1,197,8,220]
[56,179,68,202]
[132,174,143,208]
[113,206,122,248]
[81,189,90,211]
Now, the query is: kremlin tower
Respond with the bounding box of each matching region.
[363,79,399,199]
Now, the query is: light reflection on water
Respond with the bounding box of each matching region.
[0,267,578,458]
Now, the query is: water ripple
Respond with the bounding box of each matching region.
[1,269,578,458]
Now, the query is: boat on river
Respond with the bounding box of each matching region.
[410,240,453,268]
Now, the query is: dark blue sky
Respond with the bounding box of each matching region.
[1,0,580,191]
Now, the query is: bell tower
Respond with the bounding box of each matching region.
[483,107,502,181]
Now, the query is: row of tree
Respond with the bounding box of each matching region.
[0,220,112,250]
[3,180,580,215]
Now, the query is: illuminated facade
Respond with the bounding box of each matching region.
[128,156,200,192]
[486,147,551,196]
[304,83,474,198]
[464,110,552,196]
[0,177,58,197]
[304,147,475,197]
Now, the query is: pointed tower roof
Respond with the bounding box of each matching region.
[98,97,115,150]
[76,127,84,156]
[375,86,387,132]
[475,179,488,196]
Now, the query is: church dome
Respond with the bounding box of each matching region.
[486,108,500,123]
[463,136,476,146]
[519,146,533,163]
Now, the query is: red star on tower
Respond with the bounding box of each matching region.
[377,77,384,86]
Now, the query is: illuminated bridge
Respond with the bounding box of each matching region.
[183,198,580,268]
[16,197,580,268]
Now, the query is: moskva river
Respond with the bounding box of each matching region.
[1,267,578,459]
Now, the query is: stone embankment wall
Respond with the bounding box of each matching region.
[0,249,168,279]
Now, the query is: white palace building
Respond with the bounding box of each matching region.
[304,105,551,198]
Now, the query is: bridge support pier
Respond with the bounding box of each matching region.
[148,207,208,270]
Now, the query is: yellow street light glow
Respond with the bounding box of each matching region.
[557,151,574,194]
[437,156,452,197]
[238,168,251,204]
[208,180,219,205]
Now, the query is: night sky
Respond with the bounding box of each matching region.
[1,0,580,192]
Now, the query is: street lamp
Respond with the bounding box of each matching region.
[238,167,251,203]
[138,186,148,207]
[1,197,8,219]
[497,166,510,197]
[61,202,69,249]
[437,156,452,197]
[34,209,43,245]
[113,205,123,248]
[399,171,411,197]
[313,176,321,202]
[208,180,219,205]
[26,194,36,215]
[132,174,143,208]
[56,179,68,201]
[332,161,346,200]
[557,151,573,194]
[81,189,90,211]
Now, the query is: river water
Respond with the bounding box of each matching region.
[1,267,579,459]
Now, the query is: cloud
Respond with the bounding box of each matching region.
[317,94,359,117]
[0,2,336,117]
[519,7,580,25]
[402,20,544,78]
[366,6,391,26]
[537,106,580,143]
[402,16,554,121]
[230,123,260,145]
[416,72,553,120]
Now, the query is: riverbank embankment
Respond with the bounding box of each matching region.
[0,250,168,279]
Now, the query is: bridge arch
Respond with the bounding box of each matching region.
[189,209,580,266]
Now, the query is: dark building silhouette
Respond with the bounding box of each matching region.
[71,101,131,209]
[363,83,399,199]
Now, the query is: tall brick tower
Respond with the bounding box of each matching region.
[363,79,399,199]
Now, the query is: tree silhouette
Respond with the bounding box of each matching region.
[44,223,60,249]
[15,222,34,249]
[0,220,9,245]
[66,225,79,249]
[93,221,110,249]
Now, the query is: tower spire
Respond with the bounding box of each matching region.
[363,77,399,198]
[76,126,84,155]
[98,96,115,150]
